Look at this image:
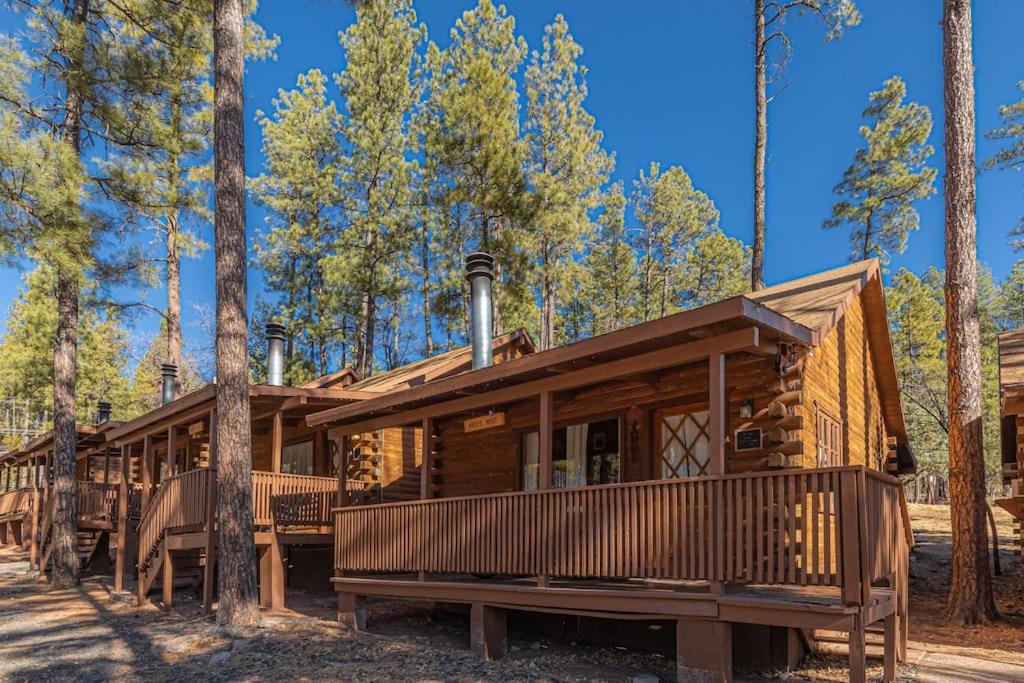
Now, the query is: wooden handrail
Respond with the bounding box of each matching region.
[0,488,34,517]
[334,465,906,607]
[137,468,214,572]
[76,482,118,522]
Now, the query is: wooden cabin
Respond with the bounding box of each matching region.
[0,417,123,572]
[997,329,1024,563]
[309,260,914,682]
[105,330,534,613]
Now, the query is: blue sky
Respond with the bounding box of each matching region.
[0,0,1022,362]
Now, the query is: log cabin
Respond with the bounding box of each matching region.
[997,329,1024,563]
[308,257,915,682]
[0,403,122,573]
[104,325,534,612]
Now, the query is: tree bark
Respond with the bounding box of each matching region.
[213,0,259,627]
[50,268,80,588]
[50,0,90,589]
[167,210,182,373]
[751,0,767,291]
[421,229,433,357]
[942,0,997,624]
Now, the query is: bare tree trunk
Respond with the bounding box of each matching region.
[356,228,377,378]
[50,0,90,590]
[167,211,182,372]
[421,230,433,357]
[51,268,80,588]
[540,237,555,350]
[213,0,259,627]
[751,0,767,291]
[942,0,997,625]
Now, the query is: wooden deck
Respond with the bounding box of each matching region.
[331,466,910,682]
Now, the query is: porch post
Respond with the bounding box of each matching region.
[114,444,130,593]
[709,352,726,475]
[539,391,553,489]
[271,411,283,473]
[141,435,154,511]
[202,409,218,613]
[420,418,432,500]
[337,434,350,509]
[167,426,178,476]
[102,448,111,485]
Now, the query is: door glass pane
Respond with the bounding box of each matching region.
[660,409,710,478]
[282,440,314,475]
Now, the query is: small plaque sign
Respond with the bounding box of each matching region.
[464,412,506,433]
[734,427,763,452]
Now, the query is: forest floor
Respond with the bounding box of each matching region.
[0,504,1020,682]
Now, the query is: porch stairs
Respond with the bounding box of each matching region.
[39,527,108,572]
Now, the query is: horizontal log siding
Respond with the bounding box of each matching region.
[379,424,423,503]
[332,467,889,588]
[799,291,890,470]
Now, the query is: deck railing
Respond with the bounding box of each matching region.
[0,488,34,518]
[334,465,909,606]
[77,482,119,523]
[252,472,340,526]
[137,468,214,571]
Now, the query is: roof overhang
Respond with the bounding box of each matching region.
[308,296,813,434]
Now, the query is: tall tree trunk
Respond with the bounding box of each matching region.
[357,229,377,378]
[166,211,182,372]
[213,0,259,627]
[540,239,555,350]
[421,230,433,357]
[50,0,90,590]
[51,268,80,588]
[942,0,997,625]
[751,0,767,291]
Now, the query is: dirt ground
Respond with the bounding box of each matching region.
[0,504,1020,682]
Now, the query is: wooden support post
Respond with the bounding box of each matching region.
[709,352,726,476]
[848,612,866,683]
[270,531,285,611]
[677,619,732,682]
[271,411,283,474]
[470,603,507,660]
[539,391,553,490]
[162,545,174,609]
[882,612,896,682]
[141,436,154,511]
[202,409,218,614]
[337,435,350,509]
[839,470,863,606]
[102,448,111,485]
[28,486,40,571]
[420,418,432,501]
[259,545,272,609]
[338,592,366,630]
[167,426,178,477]
[114,444,130,592]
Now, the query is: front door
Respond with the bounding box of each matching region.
[655,407,710,478]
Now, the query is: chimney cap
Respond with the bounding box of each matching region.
[465,252,495,282]
[160,363,178,376]
[265,322,286,340]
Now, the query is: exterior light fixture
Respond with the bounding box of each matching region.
[739,399,754,419]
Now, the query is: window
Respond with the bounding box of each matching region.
[816,407,843,467]
[522,418,620,490]
[657,408,711,478]
[282,439,314,475]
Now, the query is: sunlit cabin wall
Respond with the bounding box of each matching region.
[797,287,892,471]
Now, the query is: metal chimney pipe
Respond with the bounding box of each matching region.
[266,322,286,386]
[96,401,112,424]
[465,252,495,370]
[160,363,179,405]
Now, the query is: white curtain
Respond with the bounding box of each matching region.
[566,424,588,488]
[522,431,539,491]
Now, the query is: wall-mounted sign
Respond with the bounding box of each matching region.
[734,427,763,452]
[464,412,506,433]
[188,421,206,438]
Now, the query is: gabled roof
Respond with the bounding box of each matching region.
[343,329,536,394]
[302,367,361,390]
[0,421,122,465]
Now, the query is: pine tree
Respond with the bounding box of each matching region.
[751,0,860,288]
[334,0,424,377]
[985,81,1024,246]
[581,183,639,335]
[825,76,936,261]
[942,0,996,624]
[0,0,175,589]
[632,163,718,321]
[252,69,346,379]
[213,0,259,627]
[523,14,613,350]
[675,230,751,308]
[423,0,529,336]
